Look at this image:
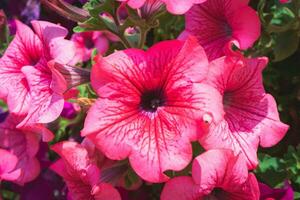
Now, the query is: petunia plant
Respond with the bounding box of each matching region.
[0,0,299,199]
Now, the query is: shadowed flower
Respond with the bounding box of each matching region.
[118,0,207,15]
[50,141,121,200]
[81,37,223,183]
[0,20,89,128]
[179,0,261,60]
[70,31,118,64]
[0,113,42,185]
[198,55,289,169]
[259,181,294,200]
[20,0,41,24]
[0,149,21,182]
[161,149,260,200]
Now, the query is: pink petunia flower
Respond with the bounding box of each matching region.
[0,20,89,128]
[81,37,223,183]
[161,149,260,200]
[71,31,118,64]
[179,0,261,60]
[0,113,42,185]
[50,141,121,200]
[118,0,207,15]
[0,149,21,182]
[259,181,294,200]
[199,55,289,169]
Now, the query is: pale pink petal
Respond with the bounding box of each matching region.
[0,114,41,185]
[127,0,147,8]
[18,65,64,126]
[0,149,20,181]
[192,149,248,194]
[161,0,196,14]
[0,20,42,115]
[31,20,75,64]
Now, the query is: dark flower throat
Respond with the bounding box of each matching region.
[140,89,165,112]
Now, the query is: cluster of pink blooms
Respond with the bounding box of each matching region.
[0,0,291,199]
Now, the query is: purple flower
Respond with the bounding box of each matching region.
[259,181,294,200]
[21,0,40,24]
[60,102,78,119]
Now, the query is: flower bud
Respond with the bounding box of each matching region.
[124,27,141,48]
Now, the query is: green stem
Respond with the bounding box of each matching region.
[138,27,149,49]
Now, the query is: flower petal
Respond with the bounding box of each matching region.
[18,65,64,126]
[161,176,200,200]
[31,20,75,64]
[192,149,248,194]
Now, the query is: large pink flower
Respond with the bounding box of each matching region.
[118,0,207,15]
[180,0,261,60]
[0,149,21,182]
[161,149,260,200]
[50,141,121,200]
[0,20,89,128]
[81,38,223,183]
[0,114,41,185]
[199,55,289,169]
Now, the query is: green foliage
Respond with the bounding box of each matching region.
[255,145,300,192]
[253,0,300,61]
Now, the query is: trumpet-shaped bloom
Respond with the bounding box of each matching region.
[199,56,289,169]
[82,38,223,182]
[50,141,121,200]
[0,114,41,185]
[0,20,89,128]
[118,0,207,15]
[180,0,261,60]
[161,149,260,200]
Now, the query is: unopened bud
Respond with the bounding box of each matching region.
[124,27,141,48]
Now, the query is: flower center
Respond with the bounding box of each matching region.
[84,37,94,49]
[203,188,226,200]
[223,91,233,110]
[140,89,165,112]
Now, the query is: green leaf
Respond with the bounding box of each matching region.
[273,30,300,61]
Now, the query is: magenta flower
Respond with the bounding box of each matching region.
[0,20,89,128]
[161,149,260,200]
[0,114,42,185]
[50,141,121,200]
[199,55,289,169]
[0,149,21,182]
[118,0,207,15]
[259,181,294,200]
[71,31,118,64]
[81,38,223,183]
[180,0,261,60]
[279,0,291,4]
[61,102,78,119]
